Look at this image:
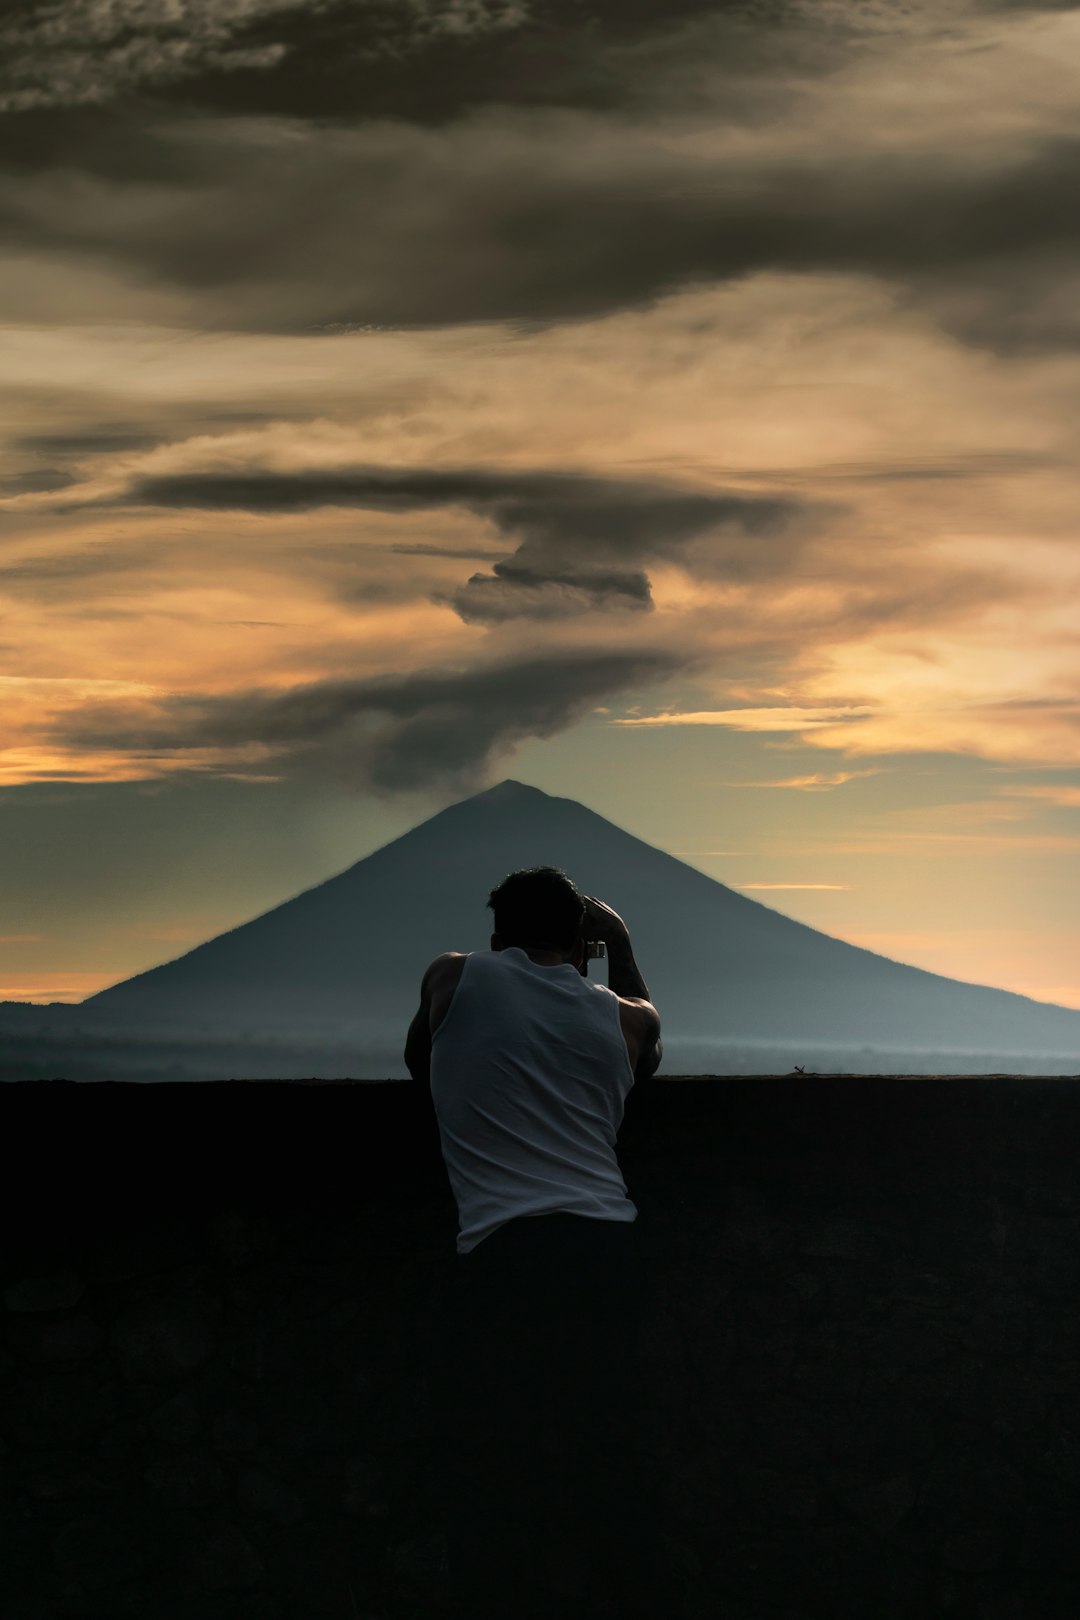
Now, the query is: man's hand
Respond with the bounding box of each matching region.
[581,894,652,1003]
[581,894,632,948]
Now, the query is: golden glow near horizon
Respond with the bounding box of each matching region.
[0,0,1077,1011]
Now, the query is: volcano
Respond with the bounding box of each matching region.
[73,778,1080,1076]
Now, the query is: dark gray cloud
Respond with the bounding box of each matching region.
[4,102,1080,351]
[118,464,815,620]
[0,429,162,503]
[14,429,161,457]
[802,451,1060,484]
[908,254,1080,357]
[0,468,76,495]
[1,391,300,467]
[0,523,506,611]
[51,646,690,793]
[387,543,510,559]
[444,561,654,624]
[0,1,796,126]
[0,0,1050,149]
[0,2,1076,356]
[17,2,1052,146]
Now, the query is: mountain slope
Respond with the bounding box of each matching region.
[82,779,1080,1065]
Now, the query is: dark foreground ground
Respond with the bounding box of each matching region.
[3,1075,1080,1619]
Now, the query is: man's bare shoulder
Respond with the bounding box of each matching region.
[423,953,468,1037]
[422,952,468,989]
[615,994,661,1031]
[420,946,469,997]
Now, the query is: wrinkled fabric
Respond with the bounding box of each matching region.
[430,947,637,1255]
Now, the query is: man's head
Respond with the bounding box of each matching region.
[487,866,586,961]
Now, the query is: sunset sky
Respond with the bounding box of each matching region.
[1,0,1078,1009]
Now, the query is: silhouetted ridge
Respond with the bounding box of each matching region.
[81,779,1080,1067]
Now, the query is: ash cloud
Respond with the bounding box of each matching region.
[121,464,815,620]
[53,647,690,793]
[445,561,654,624]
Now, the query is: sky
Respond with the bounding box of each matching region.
[1,0,1078,1009]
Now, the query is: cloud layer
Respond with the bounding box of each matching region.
[118,463,813,620]
[5,109,1080,351]
[48,646,689,793]
[2,2,1080,351]
[0,0,533,115]
[0,0,1077,798]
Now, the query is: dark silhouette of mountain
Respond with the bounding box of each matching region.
[76,778,1080,1071]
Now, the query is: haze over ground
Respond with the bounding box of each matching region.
[0,0,1078,1013]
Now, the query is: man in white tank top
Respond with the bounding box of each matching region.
[404,866,664,1620]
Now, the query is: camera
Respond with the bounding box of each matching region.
[585,940,606,961]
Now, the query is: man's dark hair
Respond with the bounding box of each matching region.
[487,866,586,953]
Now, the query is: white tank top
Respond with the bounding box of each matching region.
[429,947,638,1254]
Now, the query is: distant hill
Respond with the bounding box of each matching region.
[62,778,1080,1076]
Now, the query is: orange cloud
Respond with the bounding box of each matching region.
[997,784,1080,808]
[729,770,881,790]
[0,972,113,1003]
[616,706,878,732]
[736,882,851,891]
[841,927,1080,1012]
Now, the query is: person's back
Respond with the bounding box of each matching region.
[430,944,637,1254]
[403,865,664,1620]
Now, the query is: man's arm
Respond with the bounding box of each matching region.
[582,895,663,1080]
[404,993,433,1087]
[634,1009,663,1082]
[582,895,651,999]
[403,953,465,1086]
[605,933,651,1003]
[618,998,662,1082]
